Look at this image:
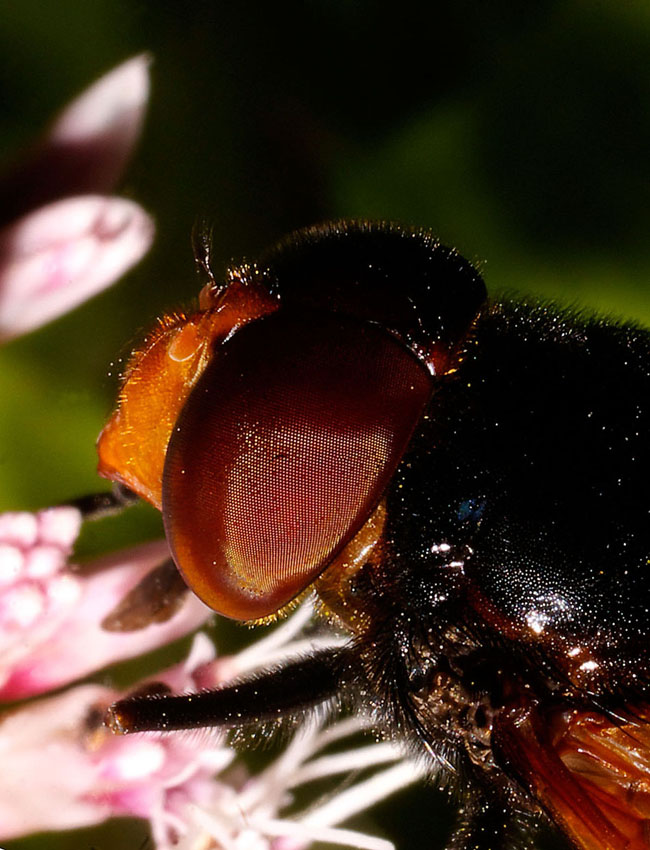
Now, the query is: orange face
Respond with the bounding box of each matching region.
[97,272,278,509]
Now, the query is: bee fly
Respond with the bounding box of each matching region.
[97,221,650,850]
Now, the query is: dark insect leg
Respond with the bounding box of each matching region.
[107,648,353,734]
[65,483,139,520]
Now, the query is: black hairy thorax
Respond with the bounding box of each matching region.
[327,296,650,783]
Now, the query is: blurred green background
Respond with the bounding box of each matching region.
[0,2,648,849]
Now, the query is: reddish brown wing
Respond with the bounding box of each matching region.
[495,703,650,850]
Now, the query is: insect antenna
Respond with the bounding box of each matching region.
[191,217,216,287]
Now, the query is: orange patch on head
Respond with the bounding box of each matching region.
[97,275,278,507]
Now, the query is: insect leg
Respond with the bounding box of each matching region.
[64,483,139,520]
[106,647,353,734]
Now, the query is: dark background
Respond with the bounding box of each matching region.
[0,2,648,849]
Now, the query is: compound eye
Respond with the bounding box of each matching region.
[162,310,432,620]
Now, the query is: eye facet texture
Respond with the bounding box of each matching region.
[163,310,432,619]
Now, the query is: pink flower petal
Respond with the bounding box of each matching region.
[0,658,231,843]
[0,540,211,700]
[0,195,154,341]
[36,504,84,547]
[0,684,116,838]
[0,55,151,225]
[47,54,151,191]
[0,506,80,583]
[0,544,23,585]
[0,511,39,548]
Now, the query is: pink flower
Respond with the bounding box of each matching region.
[0,610,426,850]
[0,636,230,844]
[0,506,211,701]
[0,55,154,343]
[0,504,425,850]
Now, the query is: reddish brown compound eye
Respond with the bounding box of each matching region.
[162,309,432,620]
